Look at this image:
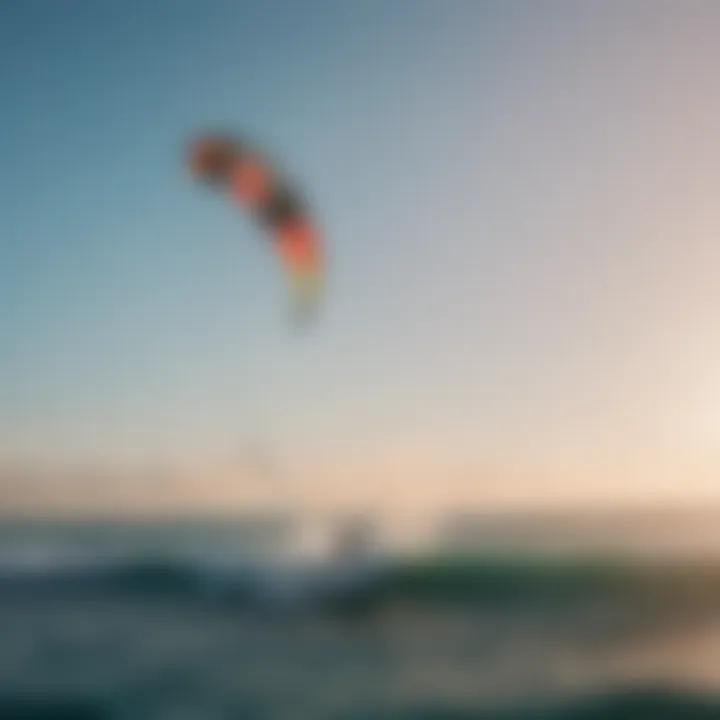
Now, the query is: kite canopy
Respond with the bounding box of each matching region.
[189,135,238,183]
[187,132,323,322]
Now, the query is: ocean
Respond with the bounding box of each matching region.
[1,515,720,719]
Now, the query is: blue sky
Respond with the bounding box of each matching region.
[2,1,720,511]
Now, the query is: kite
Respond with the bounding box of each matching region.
[188,133,324,323]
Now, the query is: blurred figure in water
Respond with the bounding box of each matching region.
[331,515,375,564]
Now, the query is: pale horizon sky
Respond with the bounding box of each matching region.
[2,1,720,513]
